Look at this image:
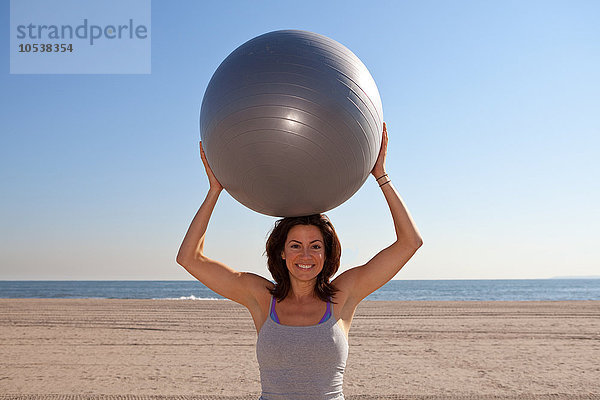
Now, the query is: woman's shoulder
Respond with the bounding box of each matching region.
[331,269,356,294]
[235,273,274,332]
[246,273,276,310]
[239,272,274,296]
[331,272,363,320]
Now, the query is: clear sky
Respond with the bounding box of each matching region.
[1,0,598,280]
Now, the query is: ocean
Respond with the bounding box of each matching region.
[0,279,599,301]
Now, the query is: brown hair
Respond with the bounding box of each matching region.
[265,214,341,302]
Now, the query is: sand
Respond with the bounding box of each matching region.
[0,299,599,399]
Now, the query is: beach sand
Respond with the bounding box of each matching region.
[0,299,599,399]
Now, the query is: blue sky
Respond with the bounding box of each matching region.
[1,0,598,280]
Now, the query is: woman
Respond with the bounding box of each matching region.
[176,122,422,399]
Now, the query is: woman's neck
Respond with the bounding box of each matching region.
[288,279,317,302]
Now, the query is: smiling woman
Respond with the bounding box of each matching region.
[266,215,341,304]
[176,122,422,399]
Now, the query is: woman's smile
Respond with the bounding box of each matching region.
[282,225,326,280]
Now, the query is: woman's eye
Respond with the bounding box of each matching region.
[312,245,322,250]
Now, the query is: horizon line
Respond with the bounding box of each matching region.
[1,276,599,281]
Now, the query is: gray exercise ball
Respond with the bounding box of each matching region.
[200,30,383,217]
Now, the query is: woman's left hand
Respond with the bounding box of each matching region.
[371,122,388,179]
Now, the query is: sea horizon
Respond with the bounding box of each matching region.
[2,276,599,281]
[1,279,599,301]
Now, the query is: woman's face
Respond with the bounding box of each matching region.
[281,224,326,283]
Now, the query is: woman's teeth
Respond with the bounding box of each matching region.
[297,264,313,270]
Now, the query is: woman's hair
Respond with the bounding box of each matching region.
[266,214,341,302]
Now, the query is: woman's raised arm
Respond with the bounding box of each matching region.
[334,123,423,304]
[176,142,270,308]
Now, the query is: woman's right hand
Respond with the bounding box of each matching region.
[199,141,223,192]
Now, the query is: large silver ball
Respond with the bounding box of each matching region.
[200,30,383,217]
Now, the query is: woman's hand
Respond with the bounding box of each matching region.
[199,141,224,192]
[371,122,388,179]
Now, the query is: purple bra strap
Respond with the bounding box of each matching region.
[318,300,332,324]
[270,296,280,324]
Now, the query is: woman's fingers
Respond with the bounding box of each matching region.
[371,122,388,177]
[199,141,207,160]
[199,141,224,190]
[382,122,389,148]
